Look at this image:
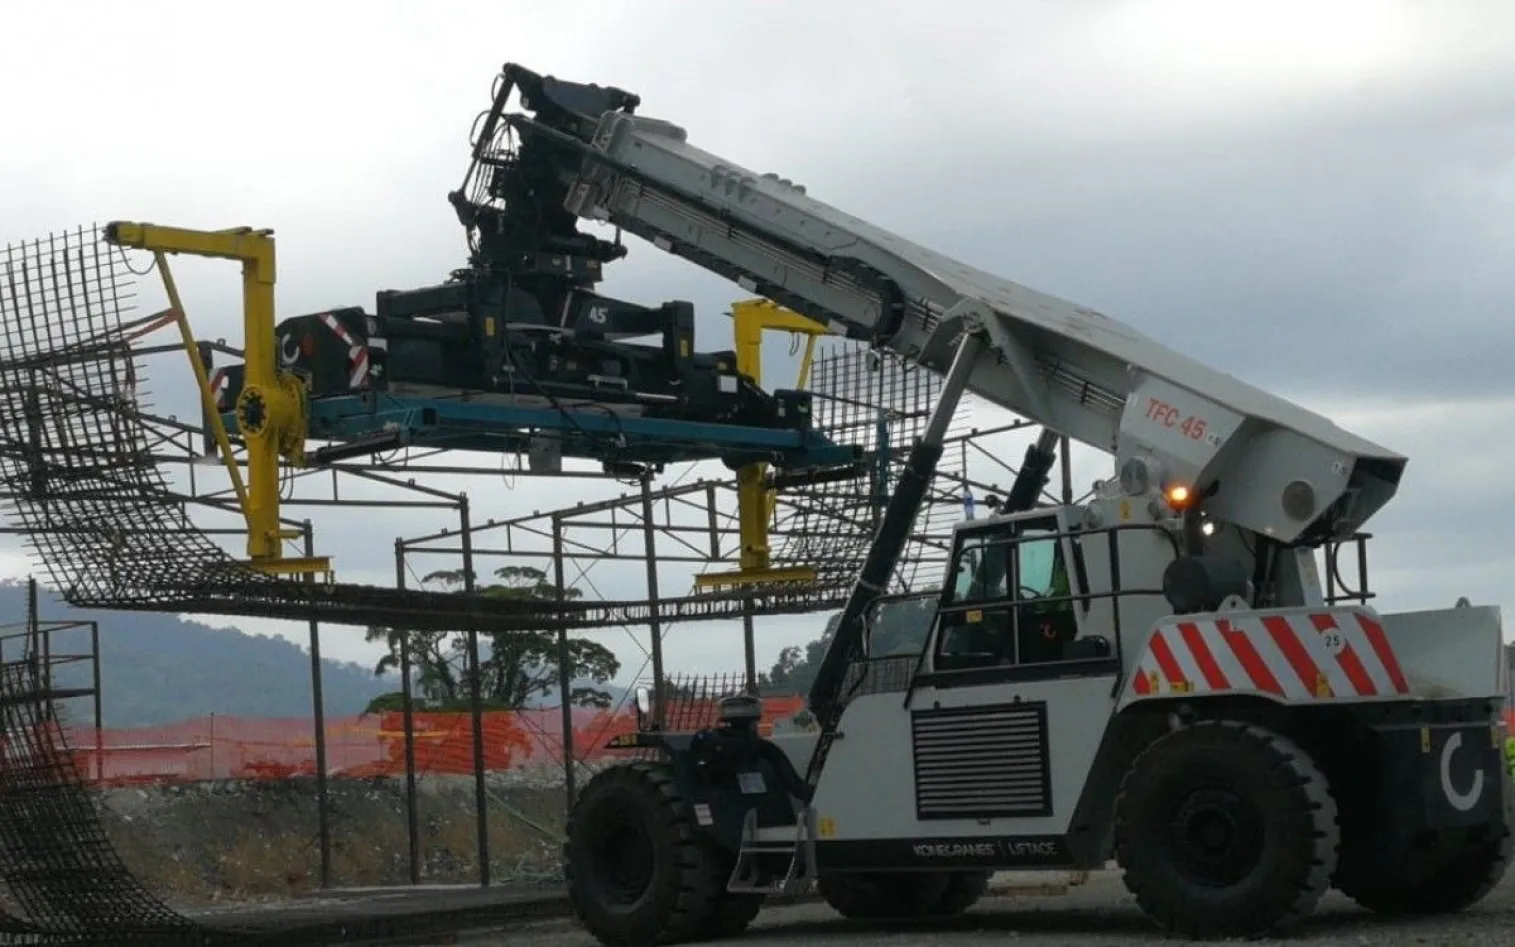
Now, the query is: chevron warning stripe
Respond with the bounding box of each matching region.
[209,368,229,411]
[319,311,370,389]
[1127,609,1409,701]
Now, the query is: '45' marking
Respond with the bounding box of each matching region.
[1146,398,1210,441]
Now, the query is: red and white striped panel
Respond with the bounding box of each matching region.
[209,368,229,411]
[1124,609,1409,703]
[319,312,370,389]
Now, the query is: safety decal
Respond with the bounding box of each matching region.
[1127,610,1408,701]
[1438,731,1486,814]
[319,312,370,389]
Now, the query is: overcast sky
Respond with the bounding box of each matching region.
[1,1,1512,692]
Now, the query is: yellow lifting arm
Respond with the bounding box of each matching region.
[696,299,830,591]
[103,222,330,578]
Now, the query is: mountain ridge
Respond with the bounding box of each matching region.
[0,579,628,727]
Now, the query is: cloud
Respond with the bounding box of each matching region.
[1,1,1510,683]
[1298,392,1515,619]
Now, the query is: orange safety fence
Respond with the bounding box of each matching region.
[60,697,1506,785]
[56,695,809,786]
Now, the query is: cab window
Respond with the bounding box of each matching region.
[934,517,1089,671]
[1015,533,1059,598]
[947,531,1009,605]
[865,594,937,658]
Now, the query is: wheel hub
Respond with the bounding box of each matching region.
[587,804,656,907]
[1168,787,1264,887]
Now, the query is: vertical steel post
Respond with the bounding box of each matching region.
[41,629,52,695]
[89,622,103,783]
[640,475,665,728]
[26,577,38,685]
[552,517,577,808]
[460,498,491,886]
[395,540,421,885]
[304,524,332,890]
[742,599,757,695]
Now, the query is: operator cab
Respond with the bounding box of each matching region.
[930,506,1111,676]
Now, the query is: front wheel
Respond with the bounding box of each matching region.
[1114,720,1339,939]
[565,761,760,946]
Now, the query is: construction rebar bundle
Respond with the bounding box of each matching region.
[0,226,862,631]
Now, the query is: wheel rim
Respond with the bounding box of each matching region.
[585,801,657,906]
[1166,786,1265,887]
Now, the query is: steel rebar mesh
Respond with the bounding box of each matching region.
[773,338,971,592]
[652,671,752,732]
[0,662,202,944]
[0,226,848,632]
[0,227,285,610]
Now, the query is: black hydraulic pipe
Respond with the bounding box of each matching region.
[804,331,985,732]
[308,430,408,466]
[1003,429,1062,514]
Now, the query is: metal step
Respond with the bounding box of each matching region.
[729,805,817,896]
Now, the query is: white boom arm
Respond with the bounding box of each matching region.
[513,80,1406,545]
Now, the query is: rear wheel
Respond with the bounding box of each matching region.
[1114,720,1339,939]
[565,761,763,946]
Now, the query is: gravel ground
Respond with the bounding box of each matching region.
[460,870,1515,946]
[96,774,570,901]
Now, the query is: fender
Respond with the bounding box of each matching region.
[605,725,812,854]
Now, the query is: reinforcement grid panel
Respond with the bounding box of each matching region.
[0,659,213,945]
[773,338,971,593]
[0,226,849,631]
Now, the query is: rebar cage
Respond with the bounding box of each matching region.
[772,339,972,593]
[0,226,870,631]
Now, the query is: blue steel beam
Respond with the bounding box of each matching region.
[221,395,861,470]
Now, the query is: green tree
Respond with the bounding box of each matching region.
[757,597,936,697]
[363,565,620,713]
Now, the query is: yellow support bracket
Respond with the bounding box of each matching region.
[693,566,821,593]
[103,222,330,578]
[696,299,829,591]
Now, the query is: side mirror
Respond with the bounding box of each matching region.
[634,685,653,729]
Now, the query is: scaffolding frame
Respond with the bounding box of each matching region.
[0,224,1089,898]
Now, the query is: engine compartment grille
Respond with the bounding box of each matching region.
[911,702,1052,820]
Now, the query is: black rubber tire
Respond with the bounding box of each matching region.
[703,891,765,938]
[1336,826,1513,916]
[1114,720,1339,940]
[565,760,760,946]
[816,871,952,919]
[931,870,993,915]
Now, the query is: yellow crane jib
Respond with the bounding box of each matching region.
[101,222,331,579]
[695,299,831,591]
